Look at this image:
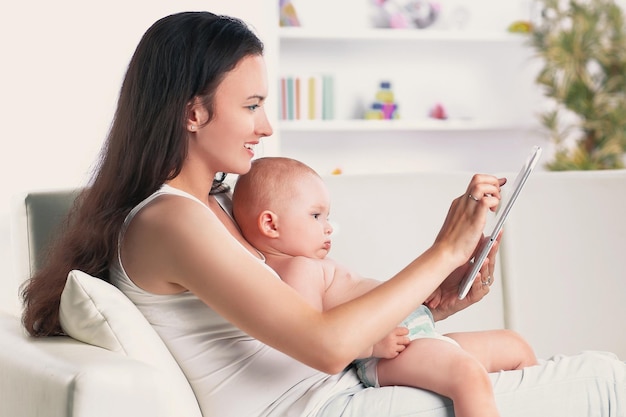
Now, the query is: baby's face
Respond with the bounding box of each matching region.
[274,175,333,260]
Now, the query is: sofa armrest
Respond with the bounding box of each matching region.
[0,312,173,417]
[500,170,626,359]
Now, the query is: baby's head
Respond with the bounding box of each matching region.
[232,157,333,259]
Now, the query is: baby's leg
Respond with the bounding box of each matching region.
[377,338,500,417]
[446,329,538,373]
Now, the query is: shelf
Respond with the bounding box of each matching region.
[276,11,542,174]
[278,119,533,133]
[279,27,528,43]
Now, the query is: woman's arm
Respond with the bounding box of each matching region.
[124,174,503,374]
[279,258,405,360]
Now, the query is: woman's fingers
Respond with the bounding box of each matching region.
[435,174,506,265]
[475,231,502,294]
[479,260,493,291]
[465,175,507,197]
[465,175,507,212]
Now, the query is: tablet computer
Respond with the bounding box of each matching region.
[457,145,542,300]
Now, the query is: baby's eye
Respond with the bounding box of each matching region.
[312,213,320,219]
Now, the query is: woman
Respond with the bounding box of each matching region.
[21,11,625,417]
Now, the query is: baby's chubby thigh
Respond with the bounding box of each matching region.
[377,336,481,397]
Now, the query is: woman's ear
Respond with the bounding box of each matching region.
[186,97,209,132]
[258,210,279,238]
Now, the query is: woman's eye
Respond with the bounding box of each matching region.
[247,104,260,111]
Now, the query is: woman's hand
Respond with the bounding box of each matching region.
[426,231,502,322]
[432,174,506,267]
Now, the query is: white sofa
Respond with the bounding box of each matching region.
[2,169,625,417]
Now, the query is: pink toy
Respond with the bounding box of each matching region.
[429,102,447,120]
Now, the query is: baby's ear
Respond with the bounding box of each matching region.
[258,210,279,238]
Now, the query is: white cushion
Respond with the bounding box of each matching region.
[59,270,202,417]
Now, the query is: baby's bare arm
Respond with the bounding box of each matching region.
[273,256,329,311]
[321,259,382,311]
[277,257,408,360]
[276,257,379,311]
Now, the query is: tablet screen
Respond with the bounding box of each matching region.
[457,145,542,300]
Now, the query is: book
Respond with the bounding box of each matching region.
[279,73,334,121]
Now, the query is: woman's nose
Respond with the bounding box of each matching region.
[256,108,273,138]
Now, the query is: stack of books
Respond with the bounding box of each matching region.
[278,74,334,120]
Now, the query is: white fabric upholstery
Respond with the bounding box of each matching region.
[60,270,202,417]
[0,310,171,417]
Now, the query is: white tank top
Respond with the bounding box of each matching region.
[109,184,360,417]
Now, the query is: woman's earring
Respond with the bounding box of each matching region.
[189,125,196,131]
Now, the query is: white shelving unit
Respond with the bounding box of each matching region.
[274,12,548,175]
[279,27,525,42]
[279,119,533,133]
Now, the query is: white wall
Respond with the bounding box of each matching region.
[0,0,278,315]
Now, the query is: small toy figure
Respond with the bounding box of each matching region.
[372,0,440,29]
[365,81,400,120]
[429,102,447,120]
[279,0,301,27]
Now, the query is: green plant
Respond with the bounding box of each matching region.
[529,0,626,170]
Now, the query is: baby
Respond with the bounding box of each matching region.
[232,157,538,417]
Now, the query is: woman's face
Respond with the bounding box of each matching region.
[190,54,273,176]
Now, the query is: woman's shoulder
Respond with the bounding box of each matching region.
[132,193,203,231]
[133,186,215,228]
[120,188,225,294]
[124,187,223,265]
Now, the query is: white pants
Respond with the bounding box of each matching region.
[317,351,626,417]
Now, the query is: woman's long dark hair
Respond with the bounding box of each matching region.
[21,11,264,336]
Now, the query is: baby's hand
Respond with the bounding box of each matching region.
[372,327,410,359]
